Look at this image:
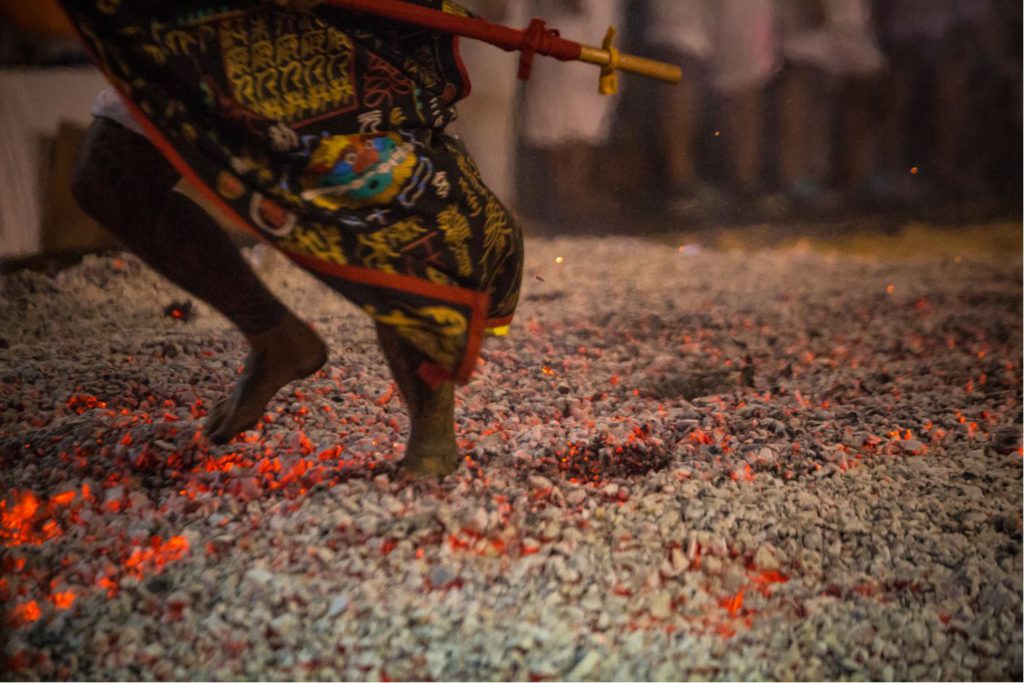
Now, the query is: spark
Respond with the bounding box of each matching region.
[554,256,564,265]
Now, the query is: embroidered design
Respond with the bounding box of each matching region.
[61,0,523,382]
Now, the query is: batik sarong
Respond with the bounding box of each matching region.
[58,0,523,383]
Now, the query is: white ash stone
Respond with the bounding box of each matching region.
[3,237,1021,681]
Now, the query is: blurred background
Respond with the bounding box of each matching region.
[1,0,1021,264]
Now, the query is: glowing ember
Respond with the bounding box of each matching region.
[542,426,670,482]
[50,491,76,506]
[0,490,64,546]
[0,234,1019,678]
[720,590,744,617]
[9,600,41,626]
[51,591,76,609]
[376,383,396,406]
[163,299,194,321]
[66,393,107,414]
[98,577,118,597]
[124,535,190,578]
[688,429,713,445]
[730,463,755,482]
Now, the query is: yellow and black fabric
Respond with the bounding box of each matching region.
[58,0,523,383]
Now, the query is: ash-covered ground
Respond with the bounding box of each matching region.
[2,226,1022,681]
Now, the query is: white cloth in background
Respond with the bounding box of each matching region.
[91,86,145,136]
[646,0,714,62]
[518,0,623,147]
[779,0,886,77]
[0,67,108,258]
[647,0,780,95]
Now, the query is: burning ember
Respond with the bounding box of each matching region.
[163,300,194,321]
[1,236,1020,680]
[541,424,672,482]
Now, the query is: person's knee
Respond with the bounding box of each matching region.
[71,118,176,221]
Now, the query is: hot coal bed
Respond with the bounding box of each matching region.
[1,235,1021,680]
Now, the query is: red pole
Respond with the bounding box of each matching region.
[324,0,582,65]
[323,0,683,86]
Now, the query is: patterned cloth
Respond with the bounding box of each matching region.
[58,0,523,383]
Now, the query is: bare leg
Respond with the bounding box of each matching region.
[934,55,970,190]
[660,70,701,192]
[878,64,913,177]
[548,142,621,230]
[838,76,878,189]
[778,66,813,190]
[723,87,765,194]
[374,323,458,478]
[71,118,326,444]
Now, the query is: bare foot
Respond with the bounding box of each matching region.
[399,438,460,480]
[206,313,327,444]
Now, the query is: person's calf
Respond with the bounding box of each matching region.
[72,119,289,334]
[71,118,178,229]
[375,324,459,478]
[72,118,327,444]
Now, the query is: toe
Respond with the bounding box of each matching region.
[209,427,233,446]
[399,453,459,479]
[209,420,234,445]
[210,400,264,446]
[204,400,228,437]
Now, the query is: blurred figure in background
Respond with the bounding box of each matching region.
[873,0,998,205]
[517,0,623,230]
[635,0,1020,223]
[645,0,717,216]
[775,0,886,212]
[647,0,779,216]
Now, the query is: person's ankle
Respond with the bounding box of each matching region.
[235,303,290,341]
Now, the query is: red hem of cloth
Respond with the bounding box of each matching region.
[287,252,490,384]
[417,312,517,388]
[485,314,515,328]
[451,35,472,98]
